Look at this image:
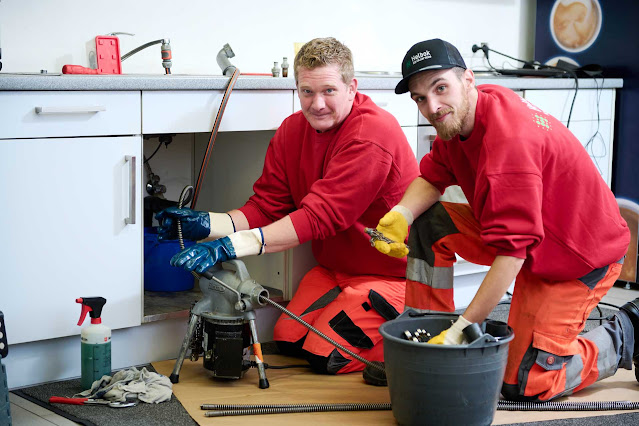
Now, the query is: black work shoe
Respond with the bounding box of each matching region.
[619,297,639,382]
[363,361,387,386]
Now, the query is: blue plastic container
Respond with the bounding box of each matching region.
[144,227,196,292]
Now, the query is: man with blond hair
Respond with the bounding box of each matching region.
[158,37,419,374]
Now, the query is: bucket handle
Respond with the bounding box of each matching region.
[404,310,459,319]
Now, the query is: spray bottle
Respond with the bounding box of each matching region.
[76,297,111,390]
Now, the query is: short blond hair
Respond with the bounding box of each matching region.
[294,37,354,85]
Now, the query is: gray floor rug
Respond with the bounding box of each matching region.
[12,364,197,426]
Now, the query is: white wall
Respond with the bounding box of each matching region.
[0,0,535,75]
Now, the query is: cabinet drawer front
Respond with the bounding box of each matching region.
[358,90,418,126]
[142,90,293,134]
[0,91,141,139]
[523,89,614,122]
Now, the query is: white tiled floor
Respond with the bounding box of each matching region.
[8,392,79,425]
[6,283,639,425]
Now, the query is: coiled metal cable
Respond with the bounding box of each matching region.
[199,400,639,417]
[258,295,385,372]
[203,403,392,417]
[496,400,639,411]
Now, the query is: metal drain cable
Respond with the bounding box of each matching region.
[202,403,392,417]
[200,400,639,417]
[496,400,639,411]
[258,295,385,373]
[176,185,241,303]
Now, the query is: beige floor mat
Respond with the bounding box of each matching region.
[153,355,639,425]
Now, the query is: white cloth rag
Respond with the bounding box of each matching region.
[74,367,173,404]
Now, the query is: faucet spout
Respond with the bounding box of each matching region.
[216,43,237,76]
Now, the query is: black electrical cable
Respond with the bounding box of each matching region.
[264,363,312,370]
[249,361,312,370]
[472,44,579,129]
[562,68,579,129]
[143,140,163,164]
[597,301,621,309]
[583,77,605,175]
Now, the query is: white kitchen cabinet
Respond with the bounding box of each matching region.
[358,90,419,127]
[142,90,293,134]
[402,126,417,158]
[0,91,140,139]
[0,91,143,344]
[523,88,614,122]
[0,136,143,344]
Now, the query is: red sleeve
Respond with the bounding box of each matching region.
[291,141,395,244]
[474,121,544,258]
[475,172,543,259]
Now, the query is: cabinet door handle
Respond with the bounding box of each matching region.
[34,106,106,114]
[125,155,136,225]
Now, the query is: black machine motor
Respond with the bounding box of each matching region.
[170,260,270,388]
[201,318,251,379]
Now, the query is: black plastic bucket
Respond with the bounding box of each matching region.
[379,311,514,426]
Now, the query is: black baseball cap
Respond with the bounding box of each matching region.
[395,39,466,94]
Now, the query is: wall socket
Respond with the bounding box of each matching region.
[480,42,489,58]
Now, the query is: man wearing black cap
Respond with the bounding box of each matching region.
[370,38,639,400]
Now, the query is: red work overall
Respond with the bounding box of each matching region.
[406,201,625,401]
[273,265,405,374]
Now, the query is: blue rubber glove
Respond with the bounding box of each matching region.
[170,237,236,274]
[155,207,210,241]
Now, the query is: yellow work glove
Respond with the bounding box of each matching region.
[374,210,410,258]
[427,316,472,345]
[427,329,448,344]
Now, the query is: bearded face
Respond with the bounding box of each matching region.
[409,68,475,141]
[427,89,471,141]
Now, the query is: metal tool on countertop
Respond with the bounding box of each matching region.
[49,397,137,408]
[62,33,172,75]
[364,227,409,250]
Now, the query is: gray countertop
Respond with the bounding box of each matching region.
[0,72,623,91]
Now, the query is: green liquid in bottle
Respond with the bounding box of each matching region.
[81,341,111,390]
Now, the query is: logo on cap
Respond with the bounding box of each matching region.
[410,50,432,66]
